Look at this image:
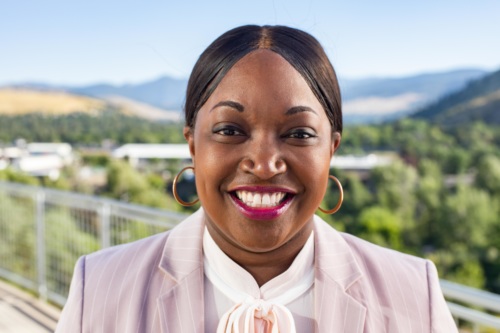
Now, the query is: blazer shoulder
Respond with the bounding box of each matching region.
[81,209,205,284]
[84,230,172,274]
[339,232,457,331]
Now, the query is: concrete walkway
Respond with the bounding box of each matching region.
[0,280,60,333]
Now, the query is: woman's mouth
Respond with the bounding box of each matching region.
[234,191,287,208]
[229,188,294,220]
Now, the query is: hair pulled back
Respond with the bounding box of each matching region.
[184,25,342,134]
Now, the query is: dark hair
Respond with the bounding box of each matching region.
[184,25,342,134]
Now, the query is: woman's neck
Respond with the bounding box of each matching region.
[206,222,314,287]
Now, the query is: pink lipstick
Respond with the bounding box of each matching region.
[229,186,295,220]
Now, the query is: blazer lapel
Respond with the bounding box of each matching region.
[154,211,367,332]
[314,216,367,333]
[156,209,206,333]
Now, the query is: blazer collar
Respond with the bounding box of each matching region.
[157,211,363,290]
[158,208,205,281]
[155,211,367,332]
[313,215,367,332]
[157,208,206,333]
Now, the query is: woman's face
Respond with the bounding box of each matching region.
[185,49,340,254]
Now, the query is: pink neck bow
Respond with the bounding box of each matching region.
[217,298,296,333]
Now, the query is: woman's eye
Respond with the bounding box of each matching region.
[214,127,244,136]
[287,130,316,139]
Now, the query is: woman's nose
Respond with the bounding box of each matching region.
[239,137,286,179]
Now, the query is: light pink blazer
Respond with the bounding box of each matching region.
[56,209,457,332]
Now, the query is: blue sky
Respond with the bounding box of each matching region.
[2,0,500,85]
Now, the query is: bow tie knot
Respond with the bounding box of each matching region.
[252,299,272,319]
[217,297,296,333]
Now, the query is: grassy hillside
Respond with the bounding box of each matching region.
[0,88,185,144]
[0,89,107,115]
[432,90,500,126]
[0,88,180,121]
[412,69,500,125]
[0,112,185,145]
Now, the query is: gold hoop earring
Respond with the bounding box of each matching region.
[318,175,344,214]
[172,166,199,207]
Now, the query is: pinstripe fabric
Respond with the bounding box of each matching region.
[313,215,457,332]
[56,210,206,333]
[56,209,457,332]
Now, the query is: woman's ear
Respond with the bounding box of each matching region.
[331,132,342,156]
[183,126,195,161]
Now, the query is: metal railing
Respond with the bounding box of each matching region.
[0,181,499,331]
[441,280,500,332]
[0,181,187,307]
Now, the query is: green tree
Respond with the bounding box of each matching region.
[0,168,40,186]
[370,161,420,248]
[475,154,500,195]
[443,148,471,174]
[343,174,373,214]
[45,208,100,294]
[0,193,36,279]
[358,206,403,250]
[415,159,445,247]
[105,159,179,210]
[371,161,418,220]
[439,185,498,249]
[428,245,485,289]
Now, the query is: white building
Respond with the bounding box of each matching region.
[11,155,64,180]
[112,144,395,171]
[27,143,73,164]
[112,144,192,167]
[1,142,74,180]
[1,147,25,159]
[331,154,393,170]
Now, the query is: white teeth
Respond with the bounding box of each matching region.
[262,193,270,206]
[234,191,288,208]
[253,193,262,206]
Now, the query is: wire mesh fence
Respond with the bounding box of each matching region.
[0,181,186,307]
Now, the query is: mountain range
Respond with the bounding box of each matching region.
[412,68,500,126]
[69,76,187,111]
[1,68,490,124]
[340,69,487,123]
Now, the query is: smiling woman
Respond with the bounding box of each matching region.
[189,49,336,259]
[56,25,458,333]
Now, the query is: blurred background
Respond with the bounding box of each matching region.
[1,1,499,331]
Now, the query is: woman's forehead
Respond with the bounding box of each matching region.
[195,50,328,126]
[211,50,315,100]
[226,49,299,79]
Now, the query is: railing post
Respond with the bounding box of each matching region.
[100,202,111,249]
[35,189,47,301]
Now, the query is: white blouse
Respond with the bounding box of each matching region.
[203,227,315,332]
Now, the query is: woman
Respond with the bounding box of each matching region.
[56,25,457,332]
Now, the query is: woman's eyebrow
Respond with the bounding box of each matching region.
[285,106,318,115]
[211,100,245,112]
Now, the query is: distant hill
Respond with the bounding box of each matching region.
[0,88,180,121]
[2,68,488,124]
[412,69,500,126]
[340,69,488,124]
[103,95,181,121]
[69,76,188,111]
[0,89,106,115]
[341,69,487,100]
